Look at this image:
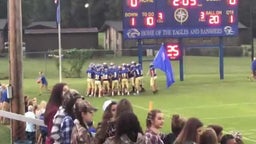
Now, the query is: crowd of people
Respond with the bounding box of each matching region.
[18,82,244,144]
[0,59,247,144]
[36,61,159,97]
[85,61,159,97]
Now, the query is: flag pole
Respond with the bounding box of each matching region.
[57,0,62,82]
[58,22,62,82]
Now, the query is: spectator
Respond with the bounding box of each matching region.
[60,92,81,144]
[145,109,165,144]
[231,131,243,144]
[220,134,237,144]
[71,99,97,144]
[35,100,47,143]
[102,100,114,112]
[24,96,29,112]
[163,114,187,144]
[115,98,133,120]
[198,127,218,144]
[51,89,80,143]
[95,100,117,144]
[208,124,223,142]
[32,97,37,106]
[33,105,40,118]
[38,100,47,115]
[25,105,36,144]
[96,98,133,143]
[44,83,68,144]
[174,117,203,144]
[38,109,47,144]
[104,112,145,144]
[1,84,10,124]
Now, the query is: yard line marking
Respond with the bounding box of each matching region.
[132,104,149,111]
[103,97,256,142]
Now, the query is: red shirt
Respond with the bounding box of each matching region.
[44,104,59,144]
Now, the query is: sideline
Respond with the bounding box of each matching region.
[104,97,256,143]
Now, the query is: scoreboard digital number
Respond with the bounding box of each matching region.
[123,0,238,39]
[166,43,181,60]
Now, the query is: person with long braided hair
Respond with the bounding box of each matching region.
[145,109,165,144]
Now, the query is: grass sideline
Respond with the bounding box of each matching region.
[0,56,256,143]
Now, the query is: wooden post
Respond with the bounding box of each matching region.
[8,0,25,142]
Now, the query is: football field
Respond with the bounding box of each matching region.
[0,56,256,143]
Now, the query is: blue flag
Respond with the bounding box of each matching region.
[153,44,175,88]
[55,0,60,24]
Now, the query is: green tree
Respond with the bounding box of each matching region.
[54,49,92,78]
[0,0,7,18]
[22,0,36,26]
[33,0,55,22]
[104,0,121,20]
[69,0,88,27]
[91,0,107,28]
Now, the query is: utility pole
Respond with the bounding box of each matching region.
[8,0,25,142]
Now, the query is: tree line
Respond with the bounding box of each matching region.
[0,0,255,36]
[0,0,121,28]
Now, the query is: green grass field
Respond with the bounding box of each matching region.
[0,56,256,143]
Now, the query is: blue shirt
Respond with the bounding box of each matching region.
[86,69,95,79]
[133,68,140,77]
[121,68,129,79]
[41,75,48,85]
[94,71,102,81]
[102,69,110,80]
[1,90,9,103]
[252,60,256,71]
[111,69,119,80]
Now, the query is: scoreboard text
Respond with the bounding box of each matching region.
[123,0,238,39]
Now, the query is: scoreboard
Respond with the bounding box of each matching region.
[123,0,238,39]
